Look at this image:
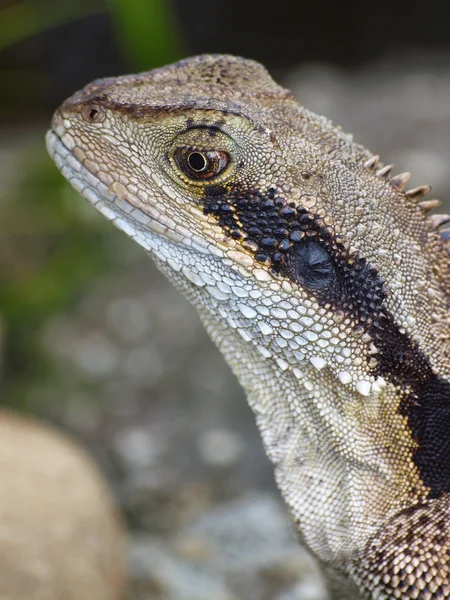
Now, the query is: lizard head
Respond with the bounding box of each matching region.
[47,55,450,499]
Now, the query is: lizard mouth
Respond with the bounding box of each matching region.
[45,127,211,264]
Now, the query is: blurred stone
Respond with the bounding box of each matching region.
[121,344,164,382]
[114,427,162,469]
[127,493,328,600]
[0,410,125,600]
[174,536,211,563]
[106,297,152,344]
[187,493,312,571]
[70,331,120,377]
[197,427,244,467]
[41,316,121,378]
[185,493,327,599]
[277,581,330,600]
[129,538,234,600]
[63,393,101,432]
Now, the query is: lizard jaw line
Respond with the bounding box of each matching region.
[46,132,385,399]
[47,131,387,399]
[45,129,213,262]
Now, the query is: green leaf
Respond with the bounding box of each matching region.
[108,0,185,70]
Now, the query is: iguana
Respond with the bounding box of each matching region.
[46,54,450,599]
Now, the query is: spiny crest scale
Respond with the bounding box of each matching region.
[405,184,432,201]
[376,164,394,179]
[363,155,438,213]
[390,171,411,190]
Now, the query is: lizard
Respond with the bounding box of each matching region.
[46,54,450,599]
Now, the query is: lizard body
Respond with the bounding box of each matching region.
[46,55,450,599]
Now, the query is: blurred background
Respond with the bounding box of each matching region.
[1,1,450,599]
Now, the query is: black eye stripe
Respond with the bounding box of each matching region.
[202,184,450,498]
[203,185,387,323]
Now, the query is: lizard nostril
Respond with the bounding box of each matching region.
[81,104,105,123]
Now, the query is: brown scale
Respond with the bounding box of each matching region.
[354,498,450,598]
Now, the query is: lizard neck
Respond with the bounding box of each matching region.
[217,326,434,568]
[158,254,425,568]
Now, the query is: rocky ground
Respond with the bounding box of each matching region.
[1,53,450,599]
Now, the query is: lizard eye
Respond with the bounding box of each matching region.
[175,148,230,180]
[288,239,335,290]
[80,99,106,123]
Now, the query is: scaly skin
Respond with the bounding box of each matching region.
[46,55,450,599]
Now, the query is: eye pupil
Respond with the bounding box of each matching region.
[174,148,230,181]
[188,152,207,171]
